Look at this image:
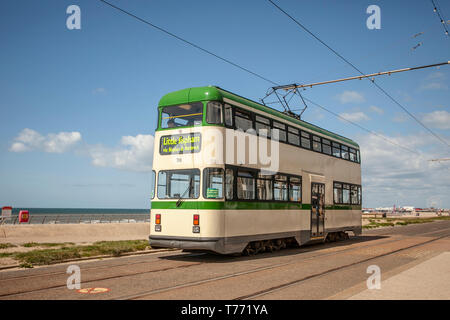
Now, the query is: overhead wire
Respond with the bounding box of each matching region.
[98,0,427,156]
[431,0,449,36]
[98,0,278,86]
[267,0,450,149]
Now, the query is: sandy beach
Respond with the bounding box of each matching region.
[0,223,150,245]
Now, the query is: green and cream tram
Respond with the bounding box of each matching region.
[149,86,362,254]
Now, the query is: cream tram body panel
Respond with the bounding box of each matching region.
[151,120,361,252]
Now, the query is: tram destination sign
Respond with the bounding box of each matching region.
[160,133,201,155]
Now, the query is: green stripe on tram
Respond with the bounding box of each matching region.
[151,201,361,211]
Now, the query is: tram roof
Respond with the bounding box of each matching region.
[158,86,359,148]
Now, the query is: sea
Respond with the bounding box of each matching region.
[1,208,150,225]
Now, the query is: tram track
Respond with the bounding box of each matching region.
[0,224,448,299]
[116,227,450,300]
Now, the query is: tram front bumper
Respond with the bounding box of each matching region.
[149,235,224,253]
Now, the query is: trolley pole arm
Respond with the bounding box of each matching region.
[276,61,450,91]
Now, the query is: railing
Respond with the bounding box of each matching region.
[0,214,150,225]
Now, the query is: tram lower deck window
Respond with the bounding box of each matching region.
[204,168,224,199]
[237,170,255,200]
[157,169,200,199]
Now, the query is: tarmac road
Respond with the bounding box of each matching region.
[0,220,449,300]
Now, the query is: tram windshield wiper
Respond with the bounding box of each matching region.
[176,177,193,207]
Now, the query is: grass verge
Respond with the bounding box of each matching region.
[2,240,150,267]
[363,216,450,229]
[0,243,17,249]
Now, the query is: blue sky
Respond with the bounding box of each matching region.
[0,0,449,209]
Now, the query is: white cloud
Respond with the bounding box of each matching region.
[339,112,370,122]
[420,82,448,90]
[336,91,365,104]
[92,87,106,94]
[420,72,448,91]
[369,105,384,115]
[10,128,155,172]
[392,113,408,123]
[423,110,450,130]
[87,134,154,172]
[359,132,450,208]
[9,128,82,153]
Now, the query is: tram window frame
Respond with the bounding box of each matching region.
[274,174,288,201]
[157,169,200,200]
[220,104,361,165]
[332,142,341,158]
[350,185,359,204]
[342,184,351,204]
[272,121,287,142]
[300,131,311,150]
[341,145,350,160]
[206,101,223,125]
[256,172,273,201]
[289,176,302,202]
[322,138,332,155]
[203,168,224,199]
[333,182,343,204]
[287,126,300,146]
[349,148,357,162]
[255,115,271,138]
[234,108,254,132]
[150,170,156,199]
[224,104,234,128]
[312,135,322,153]
[160,103,204,129]
[225,168,234,200]
[333,181,362,205]
[237,169,256,200]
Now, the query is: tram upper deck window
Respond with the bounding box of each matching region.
[237,170,255,200]
[273,121,286,142]
[161,103,203,128]
[288,126,300,146]
[312,135,322,152]
[332,142,341,158]
[224,104,233,127]
[322,138,332,155]
[235,109,253,132]
[349,148,357,162]
[256,115,271,137]
[341,145,349,160]
[301,131,311,149]
[157,169,200,199]
[206,101,223,124]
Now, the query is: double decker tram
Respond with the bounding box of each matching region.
[149,86,362,255]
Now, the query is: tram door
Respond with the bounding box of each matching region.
[311,183,325,238]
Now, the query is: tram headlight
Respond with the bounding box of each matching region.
[192,226,200,233]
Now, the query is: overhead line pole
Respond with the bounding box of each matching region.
[276,61,450,91]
